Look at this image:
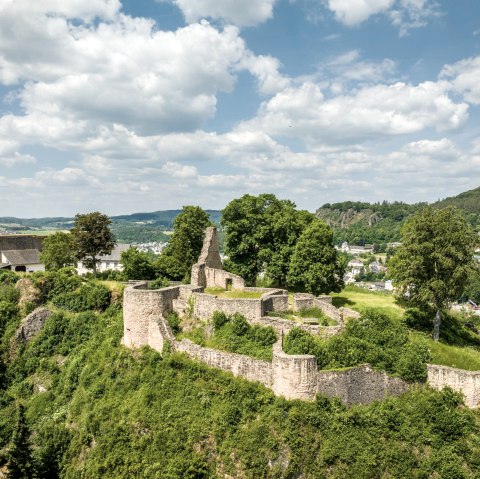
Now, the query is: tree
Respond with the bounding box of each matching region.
[39,232,76,271]
[287,220,345,295]
[157,206,212,281]
[7,403,37,479]
[121,247,156,280]
[70,212,115,276]
[221,194,315,285]
[389,206,477,341]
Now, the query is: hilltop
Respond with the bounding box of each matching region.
[315,186,480,247]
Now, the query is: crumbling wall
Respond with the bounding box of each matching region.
[197,226,223,270]
[204,267,245,290]
[174,339,273,386]
[316,365,410,405]
[427,364,480,408]
[123,283,179,347]
[272,342,318,400]
[193,293,263,321]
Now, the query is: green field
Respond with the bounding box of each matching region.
[331,285,404,321]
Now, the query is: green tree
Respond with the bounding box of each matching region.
[39,232,76,271]
[157,206,212,281]
[120,247,156,280]
[70,212,115,276]
[389,206,477,341]
[287,220,345,295]
[222,194,315,285]
[7,403,37,479]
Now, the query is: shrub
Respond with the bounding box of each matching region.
[230,313,250,336]
[51,283,111,312]
[148,277,170,290]
[212,311,229,330]
[247,325,277,346]
[0,285,20,304]
[0,270,19,285]
[166,312,181,334]
[0,301,19,333]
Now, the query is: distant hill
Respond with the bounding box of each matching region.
[316,187,480,247]
[0,210,222,243]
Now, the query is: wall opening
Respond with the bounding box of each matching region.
[15,265,26,272]
[226,278,233,291]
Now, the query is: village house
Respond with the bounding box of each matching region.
[76,243,131,275]
[0,235,44,272]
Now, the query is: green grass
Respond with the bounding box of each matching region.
[267,308,337,326]
[331,285,404,321]
[411,332,480,370]
[204,287,263,299]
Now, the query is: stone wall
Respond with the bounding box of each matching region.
[272,342,318,400]
[292,293,359,323]
[123,282,180,347]
[316,365,410,405]
[193,293,263,321]
[197,226,223,270]
[250,316,343,338]
[427,364,480,408]
[204,267,245,290]
[174,339,273,386]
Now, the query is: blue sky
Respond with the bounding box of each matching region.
[1,0,479,216]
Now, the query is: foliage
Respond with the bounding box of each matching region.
[50,283,111,312]
[222,194,315,285]
[287,220,345,295]
[70,211,116,276]
[6,403,37,479]
[148,277,170,289]
[0,270,19,285]
[166,312,181,334]
[284,310,431,382]
[156,206,213,281]
[39,232,76,271]
[389,206,477,340]
[0,285,20,304]
[120,247,157,280]
[203,311,277,360]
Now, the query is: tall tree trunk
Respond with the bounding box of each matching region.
[433,307,442,341]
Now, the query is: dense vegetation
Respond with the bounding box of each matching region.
[179,311,277,361]
[1,270,480,477]
[284,310,430,382]
[316,187,480,248]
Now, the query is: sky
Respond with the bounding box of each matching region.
[1,0,480,217]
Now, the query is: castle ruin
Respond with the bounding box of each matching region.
[123,227,480,407]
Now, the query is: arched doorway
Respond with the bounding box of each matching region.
[14,265,26,272]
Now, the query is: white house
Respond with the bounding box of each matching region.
[76,243,131,275]
[0,249,44,273]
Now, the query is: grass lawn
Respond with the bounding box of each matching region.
[204,287,263,299]
[330,285,404,321]
[411,332,480,371]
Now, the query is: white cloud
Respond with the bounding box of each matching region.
[171,0,277,27]
[325,0,439,35]
[239,80,468,146]
[326,0,395,26]
[440,55,480,105]
[323,50,397,83]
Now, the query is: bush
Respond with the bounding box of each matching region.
[0,270,19,285]
[212,311,229,330]
[0,301,19,334]
[51,283,111,312]
[247,325,277,346]
[0,285,20,304]
[166,312,181,334]
[148,277,170,290]
[230,313,250,336]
